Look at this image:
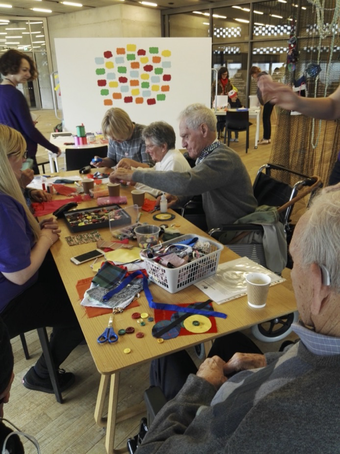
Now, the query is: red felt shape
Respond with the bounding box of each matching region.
[154,302,217,336]
[142,198,157,212]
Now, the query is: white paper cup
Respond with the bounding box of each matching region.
[246,272,271,308]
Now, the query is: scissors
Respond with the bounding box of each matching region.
[97,316,118,344]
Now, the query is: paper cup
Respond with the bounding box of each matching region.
[108,183,120,197]
[131,190,145,207]
[246,273,271,308]
[82,179,94,194]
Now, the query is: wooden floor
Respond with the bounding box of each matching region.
[5,110,298,453]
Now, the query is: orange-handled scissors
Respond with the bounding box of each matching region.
[97,316,118,344]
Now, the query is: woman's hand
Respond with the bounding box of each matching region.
[19,169,34,188]
[29,189,52,202]
[40,217,60,234]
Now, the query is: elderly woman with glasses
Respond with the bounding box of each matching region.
[0,124,84,395]
[116,121,191,197]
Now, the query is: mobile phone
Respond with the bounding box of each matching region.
[70,249,104,265]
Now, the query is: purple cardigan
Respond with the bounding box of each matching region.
[0,85,59,158]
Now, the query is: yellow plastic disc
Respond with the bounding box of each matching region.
[140,312,149,319]
[123,348,132,354]
[183,315,212,334]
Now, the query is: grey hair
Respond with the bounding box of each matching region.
[178,103,217,132]
[142,121,176,150]
[299,184,340,292]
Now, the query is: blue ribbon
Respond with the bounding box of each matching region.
[102,270,227,319]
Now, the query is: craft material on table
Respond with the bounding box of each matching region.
[65,230,103,246]
[195,256,285,304]
[97,316,118,344]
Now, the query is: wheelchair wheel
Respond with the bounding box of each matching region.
[194,343,206,360]
[251,311,299,342]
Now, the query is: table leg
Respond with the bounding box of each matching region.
[255,111,260,148]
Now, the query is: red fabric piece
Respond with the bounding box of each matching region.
[154,302,217,336]
[142,198,157,212]
[52,184,78,196]
[31,197,80,216]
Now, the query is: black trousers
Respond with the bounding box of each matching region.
[1,251,84,375]
[150,331,262,401]
[263,102,274,140]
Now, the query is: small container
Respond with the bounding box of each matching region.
[160,193,167,213]
[135,224,160,248]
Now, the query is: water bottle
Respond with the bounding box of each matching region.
[160,193,167,213]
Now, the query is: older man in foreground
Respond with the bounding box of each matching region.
[135,185,340,454]
[110,103,257,231]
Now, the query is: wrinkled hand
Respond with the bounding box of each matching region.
[223,353,266,377]
[196,356,228,390]
[19,169,34,188]
[109,167,134,183]
[29,189,52,202]
[257,76,298,109]
[117,158,139,169]
[155,193,178,208]
[91,156,112,168]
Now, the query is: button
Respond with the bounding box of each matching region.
[123,348,131,354]
[125,327,135,334]
[118,329,126,336]
[148,317,154,322]
[131,312,141,319]
[140,312,149,319]
[136,332,144,338]
[157,338,164,343]
[140,321,146,326]
[193,320,200,326]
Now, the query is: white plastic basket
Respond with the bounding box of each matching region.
[141,234,223,293]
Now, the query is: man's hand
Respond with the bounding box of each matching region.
[196,356,228,390]
[223,352,266,377]
[91,157,113,168]
[155,193,179,208]
[19,169,34,188]
[29,189,52,202]
[109,167,134,183]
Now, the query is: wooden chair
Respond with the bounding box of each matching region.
[65,145,108,171]
[223,110,251,153]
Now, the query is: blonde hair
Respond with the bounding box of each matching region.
[0,125,40,242]
[101,108,134,141]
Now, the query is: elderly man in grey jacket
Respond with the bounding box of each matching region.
[134,184,340,454]
[110,103,257,231]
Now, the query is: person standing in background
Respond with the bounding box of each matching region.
[250,66,274,145]
[227,89,243,142]
[0,49,61,174]
[212,67,237,138]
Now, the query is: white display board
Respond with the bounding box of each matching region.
[55,38,212,147]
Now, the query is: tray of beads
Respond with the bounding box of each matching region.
[63,205,131,233]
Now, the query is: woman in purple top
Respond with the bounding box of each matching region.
[0,125,83,394]
[0,49,61,174]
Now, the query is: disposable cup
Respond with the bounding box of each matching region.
[108,183,120,197]
[82,179,94,194]
[131,190,145,207]
[135,224,160,248]
[246,272,271,308]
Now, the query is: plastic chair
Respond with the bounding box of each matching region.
[209,163,323,341]
[65,145,108,171]
[223,110,252,153]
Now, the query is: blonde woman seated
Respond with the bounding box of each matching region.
[117,121,190,197]
[0,125,84,394]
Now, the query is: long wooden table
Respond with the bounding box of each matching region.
[46,170,297,453]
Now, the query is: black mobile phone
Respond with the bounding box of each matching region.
[70,249,104,265]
